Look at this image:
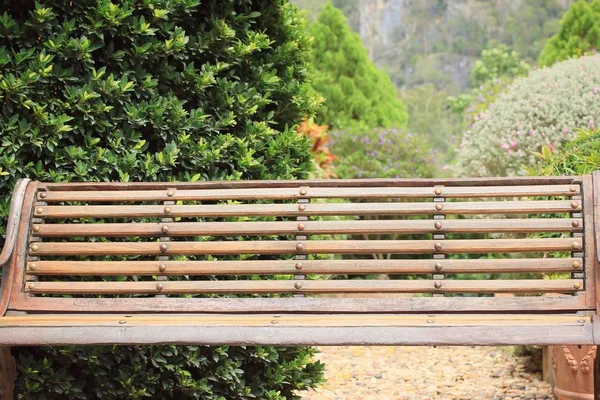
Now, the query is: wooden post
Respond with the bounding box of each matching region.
[0,347,15,400]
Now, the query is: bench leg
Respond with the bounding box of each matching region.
[0,347,15,400]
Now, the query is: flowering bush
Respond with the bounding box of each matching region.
[455,54,600,177]
[297,119,337,178]
[329,127,436,179]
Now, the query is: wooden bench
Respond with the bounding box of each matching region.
[0,175,599,398]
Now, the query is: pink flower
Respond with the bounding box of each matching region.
[501,143,510,151]
[510,140,518,148]
[563,127,569,134]
[594,86,599,94]
[529,129,535,136]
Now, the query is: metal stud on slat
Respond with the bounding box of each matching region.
[294,186,309,298]
[156,194,175,298]
[27,191,47,295]
[570,184,584,291]
[432,186,445,297]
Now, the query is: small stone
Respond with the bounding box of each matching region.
[374,373,382,379]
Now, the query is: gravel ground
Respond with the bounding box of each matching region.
[300,346,553,400]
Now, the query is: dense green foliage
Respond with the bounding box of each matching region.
[455,54,600,177]
[329,127,436,179]
[309,3,407,129]
[539,0,600,66]
[0,0,324,398]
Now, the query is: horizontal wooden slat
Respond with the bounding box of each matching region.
[0,313,593,346]
[37,176,581,191]
[34,218,583,237]
[9,295,591,314]
[30,238,582,256]
[28,258,583,276]
[0,313,587,327]
[40,185,580,202]
[37,200,582,218]
[25,279,583,295]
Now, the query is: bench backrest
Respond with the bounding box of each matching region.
[2,175,599,315]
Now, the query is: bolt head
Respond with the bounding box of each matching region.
[160,244,168,253]
[572,220,580,228]
[39,192,47,199]
[159,264,167,273]
[295,262,303,270]
[27,282,35,290]
[156,283,164,291]
[435,204,443,211]
[573,282,582,290]
[119,320,127,324]
[434,188,442,195]
[295,243,304,252]
[161,225,169,234]
[434,222,442,230]
[299,189,307,196]
[32,225,41,232]
[294,282,302,289]
[427,319,435,324]
[30,244,39,252]
[298,204,306,211]
[297,223,305,231]
[569,185,577,192]
[28,263,37,271]
[434,243,442,251]
[434,282,442,289]
[35,207,43,214]
[572,242,581,250]
[571,202,579,209]
[164,207,171,214]
[572,261,581,269]
[434,263,442,271]
[167,189,174,197]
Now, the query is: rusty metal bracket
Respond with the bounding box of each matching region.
[0,179,31,269]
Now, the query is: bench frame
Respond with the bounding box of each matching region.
[0,175,599,398]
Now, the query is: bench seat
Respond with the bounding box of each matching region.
[0,313,595,346]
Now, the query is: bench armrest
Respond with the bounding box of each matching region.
[0,179,31,269]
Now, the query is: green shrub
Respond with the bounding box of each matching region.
[309,3,408,129]
[531,128,600,175]
[455,54,600,177]
[0,0,324,398]
[538,0,600,67]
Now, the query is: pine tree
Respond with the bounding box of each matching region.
[309,3,408,129]
[539,0,600,66]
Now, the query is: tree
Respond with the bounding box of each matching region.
[470,45,531,87]
[0,0,324,398]
[538,0,600,66]
[309,3,408,129]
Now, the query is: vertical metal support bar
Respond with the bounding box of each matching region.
[294,186,309,298]
[27,192,46,295]
[571,183,584,293]
[591,172,600,312]
[157,188,175,298]
[432,186,445,297]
